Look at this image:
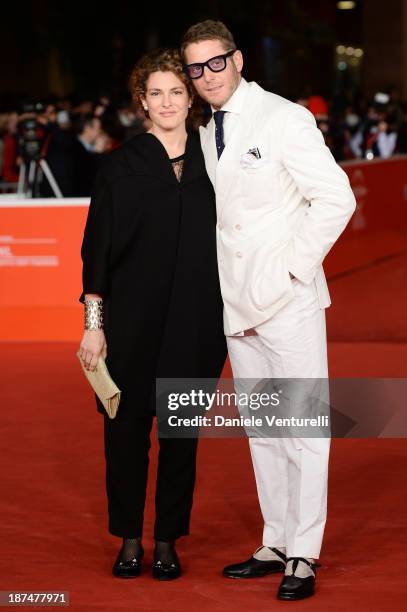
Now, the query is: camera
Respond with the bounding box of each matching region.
[17,101,48,162]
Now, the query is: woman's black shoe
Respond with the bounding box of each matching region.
[112,539,144,578]
[152,558,181,580]
[152,541,181,580]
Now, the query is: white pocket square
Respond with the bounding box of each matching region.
[240,152,270,169]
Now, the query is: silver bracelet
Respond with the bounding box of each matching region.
[84,299,104,330]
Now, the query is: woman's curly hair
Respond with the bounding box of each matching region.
[129,47,204,129]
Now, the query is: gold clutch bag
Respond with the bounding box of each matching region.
[76,350,121,418]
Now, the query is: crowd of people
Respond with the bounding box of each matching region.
[0,95,150,196]
[1,87,406,196]
[301,91,407,162]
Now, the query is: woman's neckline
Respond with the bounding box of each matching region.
[145,131,187,161]
[169,153,185,163]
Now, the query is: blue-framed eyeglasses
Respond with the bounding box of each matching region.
[183,50,236,79]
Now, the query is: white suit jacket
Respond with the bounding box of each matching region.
[199,78,357,336]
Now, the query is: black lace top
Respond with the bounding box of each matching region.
[169,153,185,182]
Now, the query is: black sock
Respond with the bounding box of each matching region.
[119,537,143,562]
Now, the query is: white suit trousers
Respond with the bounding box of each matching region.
[226,277,330,559]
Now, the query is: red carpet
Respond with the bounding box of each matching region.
[1,242,407,610]
[326,253,407,342]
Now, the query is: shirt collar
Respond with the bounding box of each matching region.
[78,136,94,152]
[211,77,250,116]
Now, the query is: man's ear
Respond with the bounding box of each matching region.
[232,50,244,74]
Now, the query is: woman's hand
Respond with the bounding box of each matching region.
[79,329,107,371]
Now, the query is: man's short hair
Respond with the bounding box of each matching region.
[73,113,97,136]
[180,20,236,59]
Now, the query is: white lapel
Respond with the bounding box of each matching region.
[199,119,217,186]
[199,82,265,206]
[214,82,265,215]
[219,82,264,164]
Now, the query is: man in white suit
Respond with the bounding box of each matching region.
[181,20,356,601]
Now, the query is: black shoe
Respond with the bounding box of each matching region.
[223,547,286,579]
[112,544,144,578]
[277,557,317,600]
[152,542,181,581]
[152,558,181,581]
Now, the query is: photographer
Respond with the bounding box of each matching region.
[71,113,107,196]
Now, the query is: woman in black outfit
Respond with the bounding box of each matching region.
[78,49,226,580]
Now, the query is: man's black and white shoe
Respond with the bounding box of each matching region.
[223,546,286,579]
[277,557,317,600]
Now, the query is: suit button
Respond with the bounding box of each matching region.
[235,224,241,230]
[236,251,243,258]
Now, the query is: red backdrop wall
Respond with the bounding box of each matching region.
[1,157,406,341]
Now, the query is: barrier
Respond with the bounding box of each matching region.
[1,157,406,341]
[325,156,407,278]
[0,199,89,340]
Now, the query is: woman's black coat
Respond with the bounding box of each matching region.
[79,131,227,417]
